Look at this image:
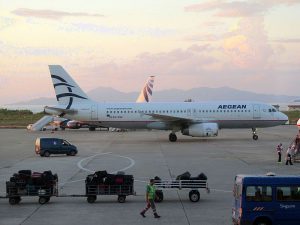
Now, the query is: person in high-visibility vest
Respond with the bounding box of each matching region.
[140,179,161,218]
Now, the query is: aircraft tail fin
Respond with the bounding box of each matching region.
[136,76,155,103]
[49,65,91,108]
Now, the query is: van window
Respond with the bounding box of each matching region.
[63,140,70,146]
[277,186,300,201]
[246,186,272,202]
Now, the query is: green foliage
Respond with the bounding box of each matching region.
[282,111,300,124]
[0,108,45,127]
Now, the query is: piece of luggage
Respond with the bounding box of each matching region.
[198,173,207,180]
[176,171,191,180]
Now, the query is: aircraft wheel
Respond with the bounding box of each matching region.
[169,133,177,142]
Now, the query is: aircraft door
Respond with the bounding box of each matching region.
[253,104,261,119]
[91,105,98,120]
[187,109,191,117]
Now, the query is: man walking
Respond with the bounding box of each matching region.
[277,143,283,163]
[140,179,161,218]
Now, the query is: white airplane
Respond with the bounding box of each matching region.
[62,75,155,130]
[45,65,288,142]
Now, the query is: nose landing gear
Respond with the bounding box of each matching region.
[252,128,258,140]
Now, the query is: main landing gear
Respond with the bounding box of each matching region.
[252,128,258,140]
[169,133,177,142]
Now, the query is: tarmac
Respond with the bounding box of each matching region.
[0,126,299,225]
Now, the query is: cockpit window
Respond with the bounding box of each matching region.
[272,109,276,112]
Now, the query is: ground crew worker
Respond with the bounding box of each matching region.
[286,147,293,165]
[140,179,161,218]
[277,143,283,162]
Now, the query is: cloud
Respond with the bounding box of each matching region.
[185,0,300,17]
[59,23,177,37]
[0,41,67,56]
[0,77,9,88]
[74,44,220,92]
[271,38,300,43]
[11,8,104,20]
[0,17,15,31]
[222,17,273,68]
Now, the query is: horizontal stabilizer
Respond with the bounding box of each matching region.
[44,106,77,116]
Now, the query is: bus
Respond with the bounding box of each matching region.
[232,174,300,225]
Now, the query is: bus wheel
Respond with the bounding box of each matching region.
[255,219,271,225]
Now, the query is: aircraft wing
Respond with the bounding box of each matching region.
[145,113,214,125]
[145,113,194,122]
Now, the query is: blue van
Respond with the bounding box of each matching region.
[35,138,77,157]
[232,174,300,225]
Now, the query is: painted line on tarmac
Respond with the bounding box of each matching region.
[134,179,147,183]
[77,152,112,173]
[110,154,135,173]
[62,152,136,186]
[210,188,232,193]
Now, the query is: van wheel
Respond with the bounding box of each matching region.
[44,151,50,157]
[70,150,76,156]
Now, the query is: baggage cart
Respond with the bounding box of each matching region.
[154,179,210,202]
[85,184,134,203]
[6,179,58,205]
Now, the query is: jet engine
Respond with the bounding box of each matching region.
[182,123,218,137]
[66,120,82,129]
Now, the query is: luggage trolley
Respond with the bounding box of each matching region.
[86,184,134,203]
[85,171,135,203]
[6,171,58,205]
[154,179,210,202]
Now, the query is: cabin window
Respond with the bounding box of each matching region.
[276,186,300,201]
[246,186,272,202]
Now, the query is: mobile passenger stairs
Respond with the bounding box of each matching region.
[288,134,300,163]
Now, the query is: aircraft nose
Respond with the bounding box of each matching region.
[280,112,289,124]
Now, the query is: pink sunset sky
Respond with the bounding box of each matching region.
[0,0,300,104]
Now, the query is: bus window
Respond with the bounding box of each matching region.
[277,186,300,201]
[246,186,272,202]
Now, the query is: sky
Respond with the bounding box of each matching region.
[0,0,300,104]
